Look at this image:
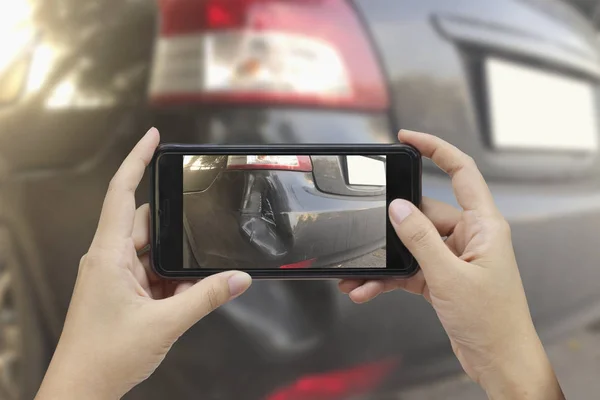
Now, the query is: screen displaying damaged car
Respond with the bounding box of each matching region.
[182,154,387,269]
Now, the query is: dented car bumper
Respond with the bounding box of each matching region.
[183,169,386,269]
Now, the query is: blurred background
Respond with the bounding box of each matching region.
[2,0,600,399]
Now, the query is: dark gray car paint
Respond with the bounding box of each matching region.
[353,0,600,182]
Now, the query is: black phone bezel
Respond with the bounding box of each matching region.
[150,143,422,279]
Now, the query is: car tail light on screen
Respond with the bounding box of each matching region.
[151,0,389,110]
[279,258,316,269]
[226,155,312,171]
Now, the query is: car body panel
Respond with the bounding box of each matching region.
[183,168,385,269]
[353,0,600,182]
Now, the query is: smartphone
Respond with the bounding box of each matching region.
[150,144,421,279]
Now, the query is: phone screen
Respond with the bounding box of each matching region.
[183,154,387,269]
[154,147,420,276]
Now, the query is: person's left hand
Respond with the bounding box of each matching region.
[35,128,252,400]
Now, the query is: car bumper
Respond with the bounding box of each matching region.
[183,169,386,269]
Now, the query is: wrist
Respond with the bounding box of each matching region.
[479,330,564,400]
[35,345,121,400]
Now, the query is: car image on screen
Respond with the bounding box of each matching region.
[182,154,387,269]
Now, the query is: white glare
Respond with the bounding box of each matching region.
[26,44,55,93]
[46,79,76,108]
[0,1,34,76]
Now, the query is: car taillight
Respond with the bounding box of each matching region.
[150,0,389,111]
[226,155,312,171]
[279,258,316,269]
[265,359,398,400]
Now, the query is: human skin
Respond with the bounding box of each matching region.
[339,130,565,400]
[35,128,252,400]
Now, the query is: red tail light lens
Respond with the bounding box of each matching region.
[265,359,398,400]
[151,0,389,111]
[279,258,316,269]
[226,155,312,171]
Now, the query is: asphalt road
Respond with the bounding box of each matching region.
[339,248,386,268]
[397,318,600,399]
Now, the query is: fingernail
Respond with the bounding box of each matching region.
[400,129,424,135]
[389,200,413,224]
[228,272,252,297]
[398,129,416,143]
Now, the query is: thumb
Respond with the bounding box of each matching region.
[161,271,252,335]
[389,199,456,277]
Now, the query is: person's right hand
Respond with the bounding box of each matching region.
[340,130,564,400]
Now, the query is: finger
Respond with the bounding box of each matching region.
[346,271,430,301]
[392,270,431,303]
[338,279,365,294]
[137,252,161,285]
[132,204,150,251]
[132,252,165,299]
[421,197,461,237]
[132,256,152,297]
[95,128,160,243]
[389,199,456,278]
[399,130,496,214]
[349,280,386,304]
[173,281,196,296]
[160,271,252,334]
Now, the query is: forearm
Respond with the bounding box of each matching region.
[36,376,115,400]
[36,380,114,400]
[480,333,564,400]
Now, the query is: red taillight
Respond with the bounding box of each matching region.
[206,3,238,28]
[151,0,389,111]
[279,258,316,269]
[265,359,398,400]
[226,155,312,171]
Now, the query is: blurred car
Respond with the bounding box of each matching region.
[2,0,600,399]
[182,154,386,270]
